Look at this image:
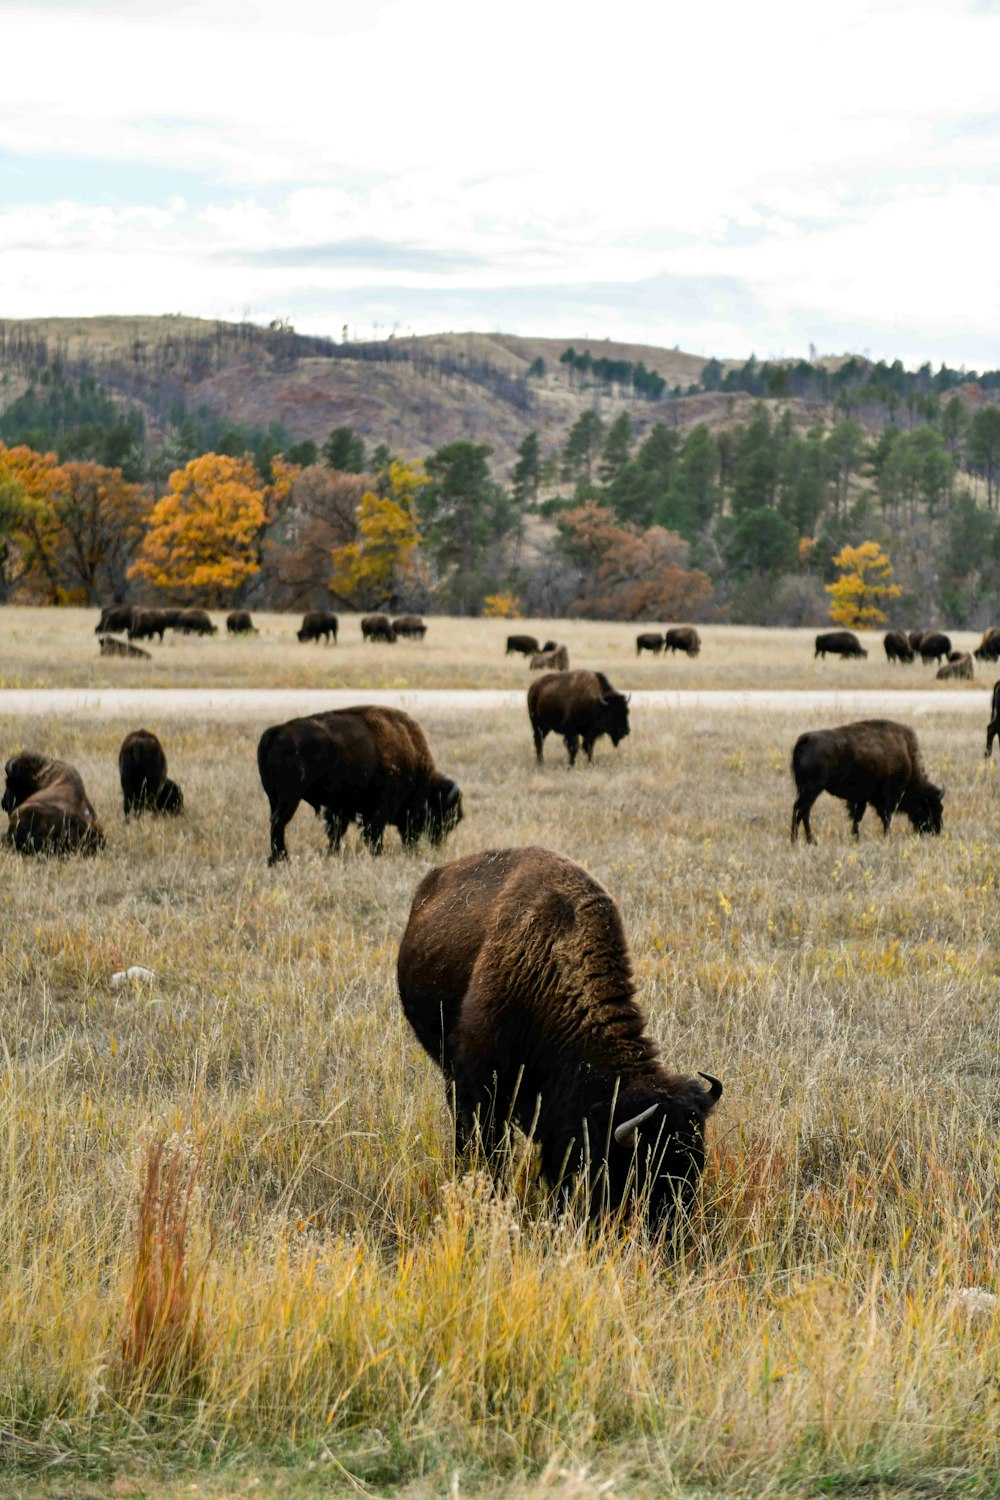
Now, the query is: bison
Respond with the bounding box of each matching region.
[226,610,257,635]
[937,652,973,681]
[392,615,427,639]
[2,751,105,854]
[815,630,867,660]
[530,645,569,671]
[257,705,462,865]
[665,626,701,657]
[397,846,722,1228]
[173,608,217,636]
[95,604,137,635]
[528,669,630,767]
[791,720,944,845]
[128,608,171,643]
[974,628,1000,662]
[296,611,339,644]
[884,630,915,664]
[907,630,926,652]
[985,681,1000,758]
[505,634,540,657]
[918,631,952,665]
[361,613,397,643]
[99,634,151,660]
[118,729,184,817]
[636,632,665,656]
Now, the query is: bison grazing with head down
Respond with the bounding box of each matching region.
[2,751,105,854]
[398,846,722,1228]
[118,729,184,817]
[297,610,338,644]
[257,705,462,865]
[528,669,630,767]
[791,719,944,844]
[505,634,540,657]
[815,630,867,660]
[974,628,1000,662]
[361,613,396,643]
[96,604,137,636]
[636,632,664,656]
[226,610,257,635]
[392,615,427,639]
[884,630,915,664]
[918,631,952,665]
[665,626,701,657]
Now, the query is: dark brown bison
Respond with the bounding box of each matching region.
[392,615,427,639]
[937,652,973,680]
[815,630,867,660]
[95,604,137,635]
[665,626,701,657]
[361,613,397,643]
[974,628,1000,662]
[296,611,339,644]
[907,630,925,651]
[883,630,915,664]
[918,631,952,664]
[985,681,1000,758]
[397,846,722,1227]
[636,632,665,656]
[505,634,540,657]
[529,644,569,671]
[791,720,944,844]
[226,610,257,635]
[2,751,105,854]
[128,608,171,643]
[99,634,151,660]
[528,669,630,767]
[118,729,184,817]
[173,608,217,636]
[257,705,462,865]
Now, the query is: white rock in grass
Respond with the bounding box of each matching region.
[948,1287,998,1321]
[110,966,157,989]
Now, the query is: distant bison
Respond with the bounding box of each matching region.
[665,626,701,657]
[530,644,569,671]
[528,669,630,767]
[815,630,867,660]
[361,613,397,643]
[118,729,184,817]
[173,608,217,636]
[505,634,540,657]
[937,651,973,680]
[2,751,105,854]
[392,615,427,639]
[636,632,665,656]
[99,634,151,660]
[883,630,915,664]
[791,719,944,844]
[907,630,926,651]
[226,610,257,635]
[974,628,1000,662]
[918,631,951,665]
[128,608,171,643]
[397,846,722,1227]
[257,705,462,865]
[985,682,1000,758]
[95,604,137,635]
[296,611,339,644]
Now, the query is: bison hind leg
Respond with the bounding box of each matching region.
[581,737,596,763]
[849,801,866,838]
[791,792,817,845]
[532,723,545,762]
[322,806,348,852]
[360,816,386,854]
[267,797,298,865]
[565,734,580,767]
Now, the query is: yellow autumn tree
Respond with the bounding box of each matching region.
[481,591,521,618]
[826,540,901,627]
[331,458,428,604]
[129,453,271,602]
[0,443,60,601]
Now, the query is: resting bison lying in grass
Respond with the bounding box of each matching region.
[665,626,701,656]
[883,630,915,664]
[257,705,462,865]
[528,669,629,767]
[397,846,722,1228]
[2,751,105,854]
[118,730,184,817]
[529,644,569,671]
[99,634,151,660]
[815,630,867,660]
[937,652,973,681]
[297,611,338,644]
[791,720,943,845]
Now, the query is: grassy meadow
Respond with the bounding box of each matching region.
[1,695,1000,1498]
[0,605,993,693]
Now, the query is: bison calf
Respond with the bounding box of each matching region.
[119,729,184,817]
[398,847,722,1228]
[791,719,943,844]
[528,669,629,767]
[2,751,105,854]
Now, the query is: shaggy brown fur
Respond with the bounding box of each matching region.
[883,630,915,664]
[2,751,105,854]
[937,652,973,680]
[296,610,338,644]
[791,720,944,844]
[527,669,629,767]
[529,645,569,671]
[360,613,396,642]
[118,729,184,817]
[974,628,1000,662]
[918,631,952,664]
[665,626,701,657]
[99,635,151,659]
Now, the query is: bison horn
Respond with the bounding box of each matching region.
[613,1102,660,1146]
[698,1072,723,1102]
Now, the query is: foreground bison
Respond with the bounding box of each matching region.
[392,615,427,639]
[297,610,338,644]
[257,706,462,865]
[791,720,944,844]
[361,613,396,642]
[884,630,915,664]
[815,630,867,660]
[528,669,630,767]
[118,729,184,817]
[937,652,973,681]
[226,610,257,635]
[529,644,569,671]
[505,634,540,657]
[2,752,105,854]
[398,846,722,1227]
[636,632,664,656]
[665,626,701,657]
[918,631,951,665]
[985,682,1000,758]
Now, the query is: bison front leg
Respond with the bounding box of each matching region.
[360,816,386,854]
[532,721,546,763]
[322,806,348,852]
[581,737,596,763]
[849,801,866,838]
[987,718,1000,759]
[564,734,580,767]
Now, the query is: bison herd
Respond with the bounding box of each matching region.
[95,606,431,650]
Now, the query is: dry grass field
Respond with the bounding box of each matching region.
[0,607,993,694]
[1,694,1000,1498]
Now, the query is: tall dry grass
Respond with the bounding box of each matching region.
[0,703,998,1492]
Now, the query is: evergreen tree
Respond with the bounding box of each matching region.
[511,430,541,508]
[598,412,633,485]
[422,442,512,614]
[560,410,604,484]
[323,425,366,473]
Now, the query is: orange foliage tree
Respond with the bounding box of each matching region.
[0,443,60,600]
[557,502,715,620]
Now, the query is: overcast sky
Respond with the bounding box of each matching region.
[2,0,999,365]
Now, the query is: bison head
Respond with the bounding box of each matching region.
[592,1073,722,1227]
[425,777,463,844]
[154,778,185,815]
[904,781,944,835]
[600,691,631,747]
[2,752,49,812]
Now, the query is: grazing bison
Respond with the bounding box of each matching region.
[257,705,462,865]
[636,632,665,656]
[528,669,630,767]
[505,634,540,657]
[128,608,171,643]
[937,652,973,681]
[791,720,944,845]
[815,630,867,660]
[118,729,184,817]
[392,615,427,639]
[95,604,137,635]
[884,630,915,664]
[530,644,569,671]
[918,631,952,665]
[226,610,257,635]
[361,613,397,643]
[985,681,1000,758]
[99,634,151,660]
[2,751,105,854]
[907,630,926,652]
[296,611,339,644]
[974,628,1000,662]
[665,626,701,657]
[397,846,722,1227]
[173,608,217,636]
